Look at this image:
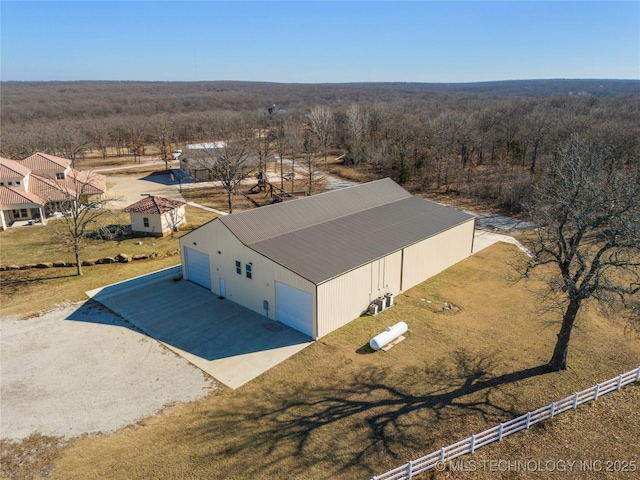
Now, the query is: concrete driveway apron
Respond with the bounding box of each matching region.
[87,266,312,388]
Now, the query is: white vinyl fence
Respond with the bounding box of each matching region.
[371,366,640,480]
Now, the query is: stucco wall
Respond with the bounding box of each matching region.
[130,207,185,236]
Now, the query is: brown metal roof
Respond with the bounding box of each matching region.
[220,178,413,244]
[219,178,474,284]
[123,196,186,214]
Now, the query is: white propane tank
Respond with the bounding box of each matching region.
[370,322,408,350]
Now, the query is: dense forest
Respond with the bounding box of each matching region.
[1,79,639,212]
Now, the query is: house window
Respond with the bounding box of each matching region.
[12,209,28,218]
[143,217,150,227]
[20,209,28,217]
[0,182,4,186]
[246,263,252,279]
[16,181,21,185]
[8,182,13,186]
[56,172,65,180]
[235,261,241,275]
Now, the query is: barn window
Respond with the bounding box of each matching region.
[235,261,241,275]
[143,217,149,227]
[246,263,252,279]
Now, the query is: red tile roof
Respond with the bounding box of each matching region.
[123,196,186,215]
[0,157,32,179]
[0,186,45,207]
[20,152,72,172]
[66,170,107,195]
[29,174,75,202]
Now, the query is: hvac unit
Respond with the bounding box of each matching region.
[376,296,387,311]
[385,292,394,307]
[368,303,379,316]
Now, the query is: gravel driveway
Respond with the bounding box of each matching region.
[0,301,217,440]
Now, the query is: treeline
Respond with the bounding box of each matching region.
[1,81,638,213]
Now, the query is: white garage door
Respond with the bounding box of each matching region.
[275,282,313,337]
[183,247,211,289]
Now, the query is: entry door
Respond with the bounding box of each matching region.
[275,282,313,337]
[183,247,211,290]
[219,278,226,298]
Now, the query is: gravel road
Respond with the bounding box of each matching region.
[0,301,217,440]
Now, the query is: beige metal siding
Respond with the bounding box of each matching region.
[401,218,475,291]
[316,250,402,338]
[179,219,317,335]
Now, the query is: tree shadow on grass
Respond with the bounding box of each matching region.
[186,350,552,478]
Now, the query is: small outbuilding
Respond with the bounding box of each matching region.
[179,178,476,339]
[123,196,186,237]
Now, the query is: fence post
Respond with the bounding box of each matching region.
[594,383,600,400]
[440,447,445,463]
[470,434,476,453]
[617,375,623,390]
[635,367,640,382]
[573,392,579,409]
[498,423,503,441]
[407,460,413,479]
[549,402,555,419]
[525,411,531,429]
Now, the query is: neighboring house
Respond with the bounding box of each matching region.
[180,142,228,182]
[179,178,476,339]
[0,153,106,230]
[123,196,187,237]
[179,142,272,182]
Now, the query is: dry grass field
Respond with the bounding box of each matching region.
[7,243,633,480]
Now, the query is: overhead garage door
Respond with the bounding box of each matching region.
[276,282,313,337]
[183,247,211,289]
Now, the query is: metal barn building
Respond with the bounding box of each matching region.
[179,178,475,339]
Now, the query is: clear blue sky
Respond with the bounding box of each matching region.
[1,1,639,82]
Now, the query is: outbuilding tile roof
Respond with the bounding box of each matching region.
[123,196,186,215]
[219,178,475,284]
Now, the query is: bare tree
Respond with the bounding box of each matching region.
[85,119,111,161]
[250,118,276,178]
[46,171,111,276]
[191,121,256,213]
[301,130,318,194]
[343,103,370,167]
[307,105,332,164]
[521,137,640,371]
